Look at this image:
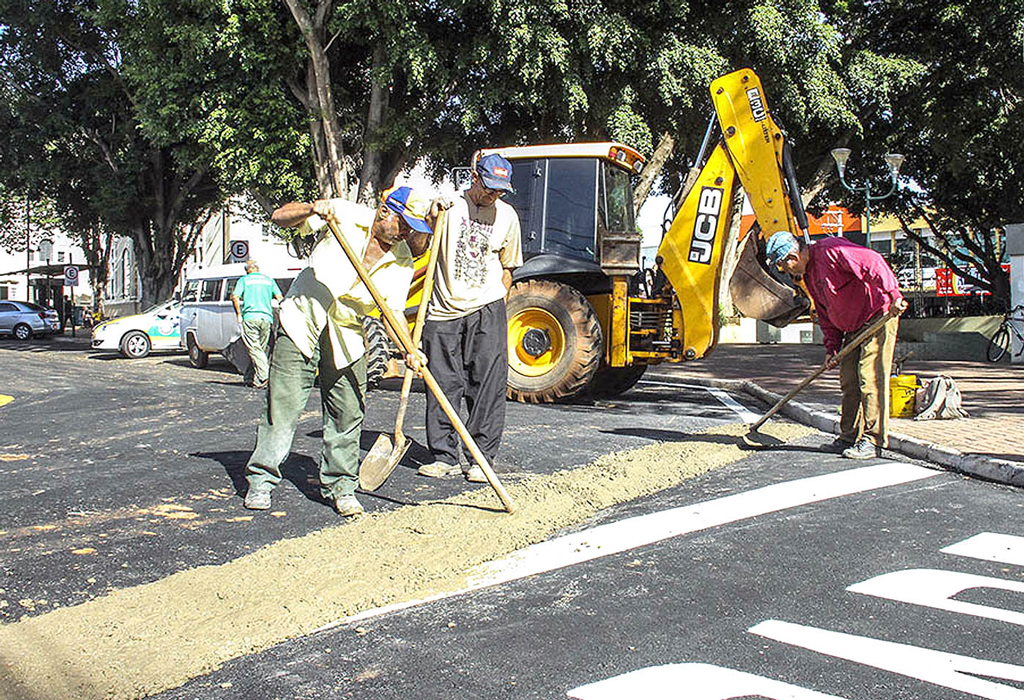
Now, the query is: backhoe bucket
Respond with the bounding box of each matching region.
[729,232,809,327]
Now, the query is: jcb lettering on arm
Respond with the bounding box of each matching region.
[688,187,724,265]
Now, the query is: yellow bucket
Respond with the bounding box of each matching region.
[889,374,918,418]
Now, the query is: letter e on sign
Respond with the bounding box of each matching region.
[229,240,250,262]
[63,265,79,287]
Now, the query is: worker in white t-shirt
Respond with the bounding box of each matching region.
[417,154,523,483]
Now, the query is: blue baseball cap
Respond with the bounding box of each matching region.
[765,231,800,267]
[476,154,515,194]
[382,185,432,233]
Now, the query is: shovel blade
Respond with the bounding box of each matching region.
[386,437,411,471]
[359,433,394,491]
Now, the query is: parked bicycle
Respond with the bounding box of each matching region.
[986,304,1024,362]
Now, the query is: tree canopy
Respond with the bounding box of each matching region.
[2,0,1019,304]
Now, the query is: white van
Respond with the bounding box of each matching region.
[179,263,304,374]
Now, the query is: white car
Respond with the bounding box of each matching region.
[90,300,182,359]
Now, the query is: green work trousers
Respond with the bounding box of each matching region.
[839,314,899,448]
[241,316,273,385]
[245,329,367,501]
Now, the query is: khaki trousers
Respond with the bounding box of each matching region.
[241,316,272,384]
[246,330,366,501]
[838,315,899,448]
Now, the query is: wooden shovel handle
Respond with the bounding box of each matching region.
[393,209,446,441]
[323,216,516,513]
[750,304,902,431]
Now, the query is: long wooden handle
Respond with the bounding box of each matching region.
[750,304,902,430]
[324,216,516,513]
[393,210,445,441]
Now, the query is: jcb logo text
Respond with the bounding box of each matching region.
[688,187,724,265]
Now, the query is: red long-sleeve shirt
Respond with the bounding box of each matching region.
[803,237,903,354]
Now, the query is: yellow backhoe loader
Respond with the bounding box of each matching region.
[488,67,811,402]
[366,68,812,401]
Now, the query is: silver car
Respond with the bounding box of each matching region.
[0,300,62,340]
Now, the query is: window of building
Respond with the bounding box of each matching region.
[0,286,8,300]
[869,239,892,255]
[121,249,131,298]
[57,251,66,262]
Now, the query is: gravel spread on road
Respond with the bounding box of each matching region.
[0,421,813,700]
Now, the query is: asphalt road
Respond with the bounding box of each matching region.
[3,339,1022,700]
[156,456,1024,700]
[0,340,742,623]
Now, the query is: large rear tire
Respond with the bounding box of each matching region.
[363,316,390,391]
[586,364,648,399]
[506,280,602,403]
[13,323,32,341]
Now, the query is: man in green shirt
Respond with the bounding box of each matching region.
[231,260,283,389]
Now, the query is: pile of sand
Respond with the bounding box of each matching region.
[0,422,811,700]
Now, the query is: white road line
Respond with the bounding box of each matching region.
[706,387,762,423]
[750,619,1024,699]
[848,568,1024,627]
[639,379,724,391]
[638,379,761,423]
[331,463,938,630]
[941,532,1024,566]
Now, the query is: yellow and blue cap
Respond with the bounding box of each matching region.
[382,185,432,233]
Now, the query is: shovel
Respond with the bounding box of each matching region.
[323,216,516,514]
[359,210,446,491]
[743,303,903,447]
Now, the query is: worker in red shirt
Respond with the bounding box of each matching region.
[766,231,908,459]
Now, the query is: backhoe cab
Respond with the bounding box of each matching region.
[480,68,810,403]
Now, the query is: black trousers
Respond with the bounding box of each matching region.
[423,299,508,466]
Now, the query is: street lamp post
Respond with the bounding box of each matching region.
[830,148,905,244]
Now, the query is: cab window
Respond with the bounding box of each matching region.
[181,280,199,302]
[223,277,241,300]
[543,158,597,261]
[200,279,222,302]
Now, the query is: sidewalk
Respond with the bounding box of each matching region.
[667,343,1024,482]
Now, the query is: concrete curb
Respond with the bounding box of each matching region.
[677,375,1024,488]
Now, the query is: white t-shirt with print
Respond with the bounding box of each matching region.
[427,191,523,321]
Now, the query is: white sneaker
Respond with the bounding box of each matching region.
[243,487,272,510]
[417,461,461,478]
[464,465,487,483]
[333,494,364,517]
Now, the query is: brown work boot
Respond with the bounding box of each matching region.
[243,486,272,510]
[822,436,854,454]
[333,494,364,517]
[464,465,487,483]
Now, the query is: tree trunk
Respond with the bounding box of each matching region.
[357,44,390,205]
[634,132,675,213]
[282,0,352,199]
[717,186,746,316]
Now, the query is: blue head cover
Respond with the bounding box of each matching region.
[765,231,799,267]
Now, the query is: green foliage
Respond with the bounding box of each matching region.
[0,0,230,305]
[817,0,1022,301]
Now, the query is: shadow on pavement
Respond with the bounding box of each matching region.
[193,449,327,504]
